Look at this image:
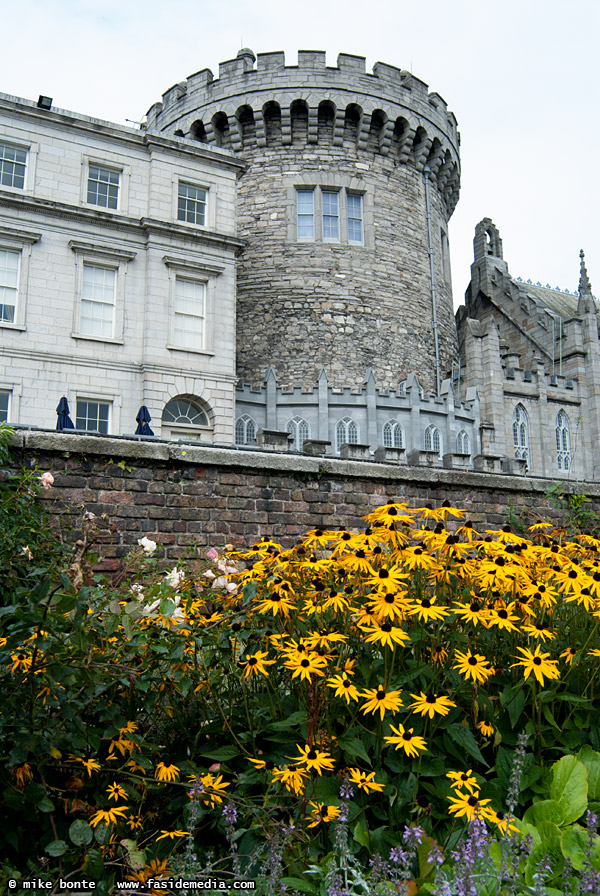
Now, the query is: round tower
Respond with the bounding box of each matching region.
[146,49,461,393]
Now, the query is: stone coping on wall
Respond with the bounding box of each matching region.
[11,430,600,500]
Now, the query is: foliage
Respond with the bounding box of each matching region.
[3,489,600,892]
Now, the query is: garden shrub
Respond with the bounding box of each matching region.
[2,482,600,893]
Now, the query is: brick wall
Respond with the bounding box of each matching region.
[12,431,600,571]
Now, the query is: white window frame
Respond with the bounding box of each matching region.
[293,183,368,245]
[0,225,41,332]
[177,181,207,226]
[556,410,571,471]
[70,241,135,344]
[513,404,529,468]
[162,397,213,442]
[383,420,404,449]
[456,429,470,455]
[286,416,310,451]
[335,416,359,454]
[0,388,11,424]
[172,174,214,230]
[75,397,112,435]
[424,424,442,457]
[86,163,121,210]
[163,256,223,356]
[81,156,129,213]
[296,189,315,240]
[0,139,38,195]
[347,193,364,245]
[322,190,340,241]
[172,277,206,350]
[235,414,257,445]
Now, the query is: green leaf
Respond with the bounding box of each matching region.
[160,598,176,617]
[523,800,564,827]
[279,878,316,894]
[577,746,600,800]
[120,839,146,871]
[270,710,307,731]
[353,820,371,850]
[542,703,561,731]
[104,614,120,636]
[201,746,240,762]
[82,848,105,879]
[551,756,588,824]
[501,685,526,729]
[69,819,93,847]
[46,839,68,857]
[444,723,487,766]
[338,735,371,767]
[37,796,55,813]
[561,825,588,871]
[121,614,133,640]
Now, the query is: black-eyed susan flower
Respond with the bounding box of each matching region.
[239,650,276,679]
[477,721,494,738]
[156,829,190,841]
[453,649,493,685]
[155,762,180,782]
[560,647,578,665]
[255,594,295,617]
[589,648,600,658]
[290,744,336,775]
[447,791,493,822]
[362,621,411,650]
[511,645,560,686]
[446,770,479,795]
[283,651,328,682]
[347,768,384,793]
[408,597,451,623]
[431,645,448,664]
[89,806,129,828]
[127,815,143,832]
[190,773,230,807]
[369,589,410,621]
[326,674,360,703]
[11,763,33,789]
[360,686,403,720]
[384,724,427,758]
[487,809,519,835]
[107,782,128,802]
[487,604,521,633]
[453,598,490,627]
[366,564,408,592]
[522,622,555,642]
[408,692,456,719]
[366,503,414,526]
[307,802,340,827]
[271,764,309,795]
[71,756,102,777]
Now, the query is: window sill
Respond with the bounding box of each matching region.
[0,322,26,331]
[166,344,214,357]
[71,332,124,345]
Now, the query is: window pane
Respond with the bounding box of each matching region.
[0,391,9,423]
[297,190,314,239]
[87,165,120,209]
[0,249,19,322]
[0,143,27,189]
[347,193,363,243]
[173,279,205,348]
[322,190,339,240]
[76,400,110,434]
[177,183,207,226]
[80,265,115,337]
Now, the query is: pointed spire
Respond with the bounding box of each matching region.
[579,249,593,297]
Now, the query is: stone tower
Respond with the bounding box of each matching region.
[146,49,461,394]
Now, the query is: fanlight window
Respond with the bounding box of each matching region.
[424,424,441,456]
[162,397,211,441]
[383,420,404,449]
[336,417,358,454]
[286,416,310,451]
[456,430,470,455]
[513,403,529,467]
[556,410,571,471]
[235,415,257,445]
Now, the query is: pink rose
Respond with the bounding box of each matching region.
[40,472,54,489]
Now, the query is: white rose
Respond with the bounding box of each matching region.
[138,536,157,555]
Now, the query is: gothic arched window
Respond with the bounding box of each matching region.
[456,430,470,455]
[513,404,529,467]
[424,424,441,456]
[286,416,310,451]
[336,417,358,454]
[556,410,571,471]
[235,414,257,445]
[383,420,404,449]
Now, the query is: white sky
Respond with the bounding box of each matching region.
[2,0,598,308]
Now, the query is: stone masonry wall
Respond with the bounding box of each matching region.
[11,432,600,572]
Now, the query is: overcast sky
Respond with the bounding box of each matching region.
[2,0,598,307]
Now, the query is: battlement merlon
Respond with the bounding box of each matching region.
[145,48,459,145]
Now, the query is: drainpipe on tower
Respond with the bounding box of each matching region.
[423,166,441,396]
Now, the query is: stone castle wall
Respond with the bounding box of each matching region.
[12,431,599,570]
[146,50,461,392]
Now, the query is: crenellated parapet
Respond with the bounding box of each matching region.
[145,48,461,214]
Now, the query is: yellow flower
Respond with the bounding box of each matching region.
[522,623,555,642]
[487,809,519,835]
[89,806,129,828]
[447,790,493,822]
[128,815,144,831]
[156,829,190,841]
[431,645,448,664]
[453,649,493,685]
[11,763,33,789]
[255,594,295,617]
[284,651,328,682]
[192,773,231,807]
[589,648,600,658]
[408,692,456,719]
[247,757,267,770]
[446,769,479,795]
[307,802,340,827]
[239,650,276,679]
[384,724,427,758]
[511,645,560,686]
[453,598,490,628]
[366,564,409,592]
[71,756,101,777]
[155,762,180,782]
[107,782,128,802]
[327,674,360,703]
[271,764,309,795]
[560,647,578,664]
[477,721,494,738]
[408,597,451,623]
[290,744,335,775]
[10,652,33,673]
[362,621,411,650]
[487,605,521,633]
[360,686,403,720]
[347,768,384,793]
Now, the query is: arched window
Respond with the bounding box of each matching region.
[513,404,529,467]
[335,417,358,454]
[235,415,257,445]
[286,416,310,451]
[382,420,404,449]
[556,410,571,471]
[424,424,441,456]
[456,430,470,455]
[162,396,212,441]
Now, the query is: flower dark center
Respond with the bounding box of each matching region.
[426,694,437,704]
[568,570,578,579]
[533,657,542,665]
[300,659,310,667]
[381,623,392,632]
[376,689,386,700]
[307,750,317,760]
[498,609,508,619]
[388,508,398,516]
[378,570,390,579]
[343,679,351,688]
[421,599,431,608]
[470,602,481,612]
[355,550,366,559]
[384,593,395,604]
[248,657,258,666]
[402,732,412,741]
[468,657,477,666]
[468,796,478,807]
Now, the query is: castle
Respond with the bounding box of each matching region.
[0,49,597,479]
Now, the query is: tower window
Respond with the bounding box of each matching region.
[556,410,571,471]
[322,191,339,241]
[513,404,529,468]
[297,190,314,240]
[347,194,363,244]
